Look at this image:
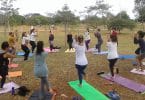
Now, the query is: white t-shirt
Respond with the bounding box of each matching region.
[22,36,29,45]
[107,42,119,59]
[84,32,91,41]
[73,41,88,65]
[30,32,37,41]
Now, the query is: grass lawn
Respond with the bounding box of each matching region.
[0,25,145,100]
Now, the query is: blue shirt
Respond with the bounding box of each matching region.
[34,52,48,77]
[134,38,145,53]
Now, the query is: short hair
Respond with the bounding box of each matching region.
[137,30,145,38]
[110,35,117,42]
[98,29,100,31]
[9,32,13,35]
[1,41,9,50]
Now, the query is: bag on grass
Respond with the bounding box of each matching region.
[18,86,30,96]
[106,90,120,100]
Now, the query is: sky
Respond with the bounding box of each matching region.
[13,0,135,19]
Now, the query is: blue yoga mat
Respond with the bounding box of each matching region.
[119,54,136,59]
[17,52,33,57]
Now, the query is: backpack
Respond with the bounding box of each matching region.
[18,86,30,96]
[106,90,120,100]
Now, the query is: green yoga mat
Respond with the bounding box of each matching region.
[68,80,109,100]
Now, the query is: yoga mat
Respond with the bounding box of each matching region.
[87,48,97,52]
[8,71,22,78]
[29,90,52,100]
[93,51,108,55]
[65,49,75,53]
[44,48,59,53]
[13,58,24,62]
[100,74,145,93]
[68,80,109,100]
[0,82,19,94]
[131,68,145,75]
[119,54,136,59]
[17,52,33,57]
[8,63,19,68]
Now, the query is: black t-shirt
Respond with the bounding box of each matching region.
[49,34,54,41]
[67,34,73,42]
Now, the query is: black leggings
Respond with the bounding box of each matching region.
[68,42,73,50]
[21,45,30,60]
[0,75,6,88]
[108,58,118,77]
[96,41,103,52]
[75,64,87,85]
[30,41,36,53]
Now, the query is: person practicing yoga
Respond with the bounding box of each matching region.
[94,28,103,53]
[48,30,60,51]
[73,35,88,86]
[84,28,91,50]
[21,32,30,61]
[8,32,16,64]
[67,33,73,51]
[0,41,16,89]
[107,35,119,78]
[34,41,56,99]
[29,28,37,53]
[134,31,145,71]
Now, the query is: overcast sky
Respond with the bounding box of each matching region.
[13,0,135,19]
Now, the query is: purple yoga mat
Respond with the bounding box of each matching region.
[101,74,145,93]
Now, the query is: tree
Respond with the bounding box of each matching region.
[87,0,111,17]
[116,11,130,20]
[0,0,19,33]
[24,13,49,25]
[107,18,136,32]
[134,0,145,30]
[84,0,111,28]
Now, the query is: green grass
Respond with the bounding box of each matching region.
[0,25,145,100]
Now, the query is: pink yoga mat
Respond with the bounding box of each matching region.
[101,74,145,93]
[44,48,59,52]
[131,68,145,75]
[8,64,19,68]
[0,82,19,94]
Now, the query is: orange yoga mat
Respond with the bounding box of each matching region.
[8,71,22,78]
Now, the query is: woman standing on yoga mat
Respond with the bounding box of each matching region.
[29,28,37,53]
[34,41,55,99]
[21,32,30,61]
[73,35,88,86]
[67,33,73,51]
[134,31,145,71]
[84,28,91,50]
[107,35,119,77]
[0,41,16,89]
[8,32,16,64]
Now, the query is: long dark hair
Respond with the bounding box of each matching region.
[78,35,84,44]
[22,32,26,39]
[30,29,35,34]
[1,41,9,50]
[36,41,44,55]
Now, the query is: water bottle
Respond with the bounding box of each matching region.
[11,87,15,95]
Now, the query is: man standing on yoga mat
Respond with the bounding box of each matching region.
[34,41,56,99]
[94,28,103,53]
[134,31,145,71]
[107,35,119,78]
[0,41,16,89]
[73,35,88,86]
